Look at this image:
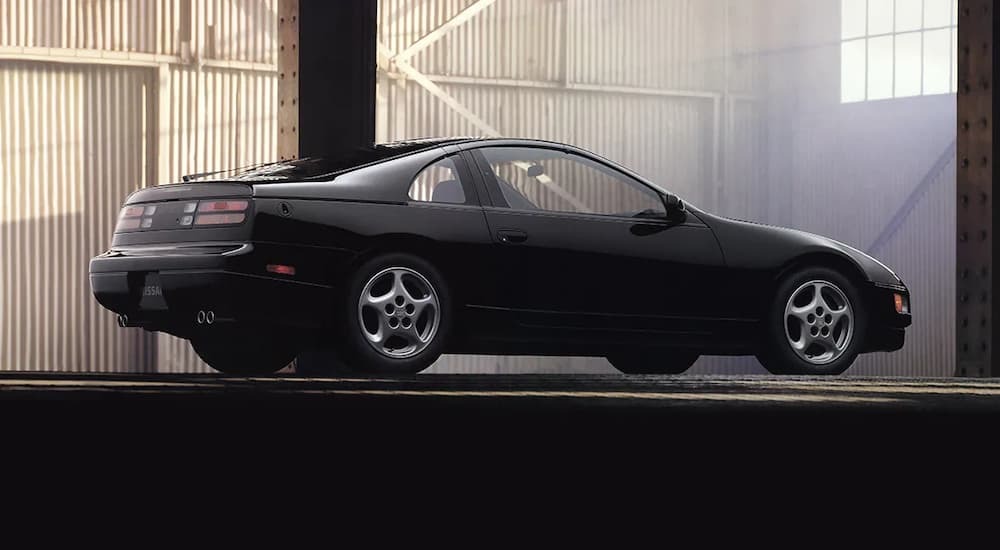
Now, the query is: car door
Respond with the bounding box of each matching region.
[466,145,726,345]
[397,149,499,325]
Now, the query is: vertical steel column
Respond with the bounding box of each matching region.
[277,0,300,161]
[956,0,994,376]
[297,0,377,158]
[290,0,377,375]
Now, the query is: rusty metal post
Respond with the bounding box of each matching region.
[956,0,994,376]
[277,0,299,161]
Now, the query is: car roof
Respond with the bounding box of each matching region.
[226,137,595,183]
[376,136,570,150]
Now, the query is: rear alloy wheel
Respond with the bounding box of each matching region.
[757,267,866,375]
[608,352,699,375]
[343,254,450,375]
[191,328,297,375]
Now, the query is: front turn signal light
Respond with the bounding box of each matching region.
[894,293,908,314]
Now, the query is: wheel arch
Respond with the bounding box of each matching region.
[336,234,462,309]
[757,252,871,374]
[757,251,871,324]
[774,251,870,289]
[340,234,446,283]
[337,235,454,374]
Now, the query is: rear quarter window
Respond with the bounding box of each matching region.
[408,157,466,205]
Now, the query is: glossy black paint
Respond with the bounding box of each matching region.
[90,138,911,357]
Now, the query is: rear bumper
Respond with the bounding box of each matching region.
[90,243,335,337]
[863,282,912,353]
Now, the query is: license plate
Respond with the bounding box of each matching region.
[139,273,167,310]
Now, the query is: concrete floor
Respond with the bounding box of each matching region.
[3,373,999,411]
[6,373,996,464]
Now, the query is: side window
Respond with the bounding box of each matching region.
[478,147,664,217]
[408,156,466,205]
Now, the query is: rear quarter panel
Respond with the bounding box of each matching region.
[251,201,494,318]
[249,146,495,307]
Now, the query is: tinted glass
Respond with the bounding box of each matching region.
[479,147,664,217]
[409,157,466,204]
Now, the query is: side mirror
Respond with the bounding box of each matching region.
[663,192,684,214]
[527,164,545,178]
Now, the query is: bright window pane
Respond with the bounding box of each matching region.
[894,0,922,32]
[841,0,958,103]
[895,32,922,97]
[923,28,951,94]
[842,39,867,102]
[924,0,952,27]
[951,27,958,92]
[842,0,868,39]
[868,0,894,35]
[868,36,894,100]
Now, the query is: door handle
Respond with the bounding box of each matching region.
[497,229,528,244]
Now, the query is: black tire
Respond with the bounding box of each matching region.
[608,351,699,375]
[191,327,297,375]
[341,253,451,375]
[756,266,867,375]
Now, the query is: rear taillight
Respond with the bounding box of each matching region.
[195,213,246,225]
[116,204,155,232]
[194,200,248,225]
[198,200,249,213]
[116,199,249,231]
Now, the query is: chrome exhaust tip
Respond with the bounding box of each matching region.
[117,314,128,328]
[196,310,206,324]
[205,310,215,325]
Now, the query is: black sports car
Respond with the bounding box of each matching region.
[90,138,911,375]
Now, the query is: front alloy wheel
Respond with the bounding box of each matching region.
[783,280,854,365]
[758,267,866,375]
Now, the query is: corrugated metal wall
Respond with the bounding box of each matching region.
[1,0,275,63]
[378,0,765,223]
[0,61,156,372]
[0,0,277,373]
[860,157,955,376]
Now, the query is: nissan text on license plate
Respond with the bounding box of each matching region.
[139,273,167,310]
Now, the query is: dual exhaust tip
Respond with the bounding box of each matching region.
[196,310,216,325]
[118,310,216,327]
